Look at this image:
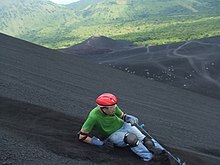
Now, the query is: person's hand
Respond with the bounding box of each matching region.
[90,136,104,146]
[125,114,139,125]
[91,137,114,152]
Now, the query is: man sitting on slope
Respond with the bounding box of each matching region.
[78,93,167,162]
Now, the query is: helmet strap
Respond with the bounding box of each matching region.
[100,107,108,115]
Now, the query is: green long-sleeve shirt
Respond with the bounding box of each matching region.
[82,105,124,138]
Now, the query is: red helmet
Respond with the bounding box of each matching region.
[96,93,118,106]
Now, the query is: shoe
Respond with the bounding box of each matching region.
[152,152,170,164]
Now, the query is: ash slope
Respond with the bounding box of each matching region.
[62,36,220,100]
[1,33,220,165]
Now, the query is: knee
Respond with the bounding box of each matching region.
[124,133,139,147]
[142,137,154,149]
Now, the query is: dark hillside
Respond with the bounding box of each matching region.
[62,36,220,100]
[1,33,220,165]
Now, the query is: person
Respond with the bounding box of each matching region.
[78,93,165,162]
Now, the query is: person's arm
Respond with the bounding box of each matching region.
[78,128,104,146]
[115,106,125,119]
[119,112,126,120]
[78,128,92,143]
[78,115,104,146]
[115,106,138,123]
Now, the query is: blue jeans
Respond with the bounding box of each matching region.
[108,122,153,161]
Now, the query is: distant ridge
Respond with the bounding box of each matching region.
[61,35,133,55]
[67,0,102,10]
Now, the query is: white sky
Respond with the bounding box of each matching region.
[49,0,80,4]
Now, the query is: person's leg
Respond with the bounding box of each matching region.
[128,123,164,153]
[108,123,153,161]
[108,130,128,147]
[130,142,153,161]
[151,139,165,151]
[129,125,145,140]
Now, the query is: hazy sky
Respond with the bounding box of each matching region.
[49,0,80,4]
